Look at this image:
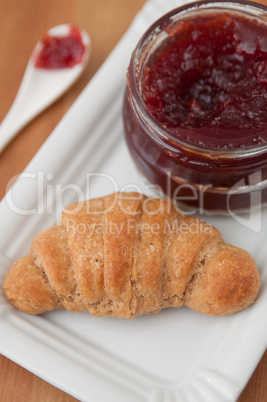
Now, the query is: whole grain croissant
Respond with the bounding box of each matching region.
[3,192,260,317]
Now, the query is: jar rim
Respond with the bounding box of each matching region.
[128,0,267,160]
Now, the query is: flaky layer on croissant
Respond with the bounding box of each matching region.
[3,192,260,317]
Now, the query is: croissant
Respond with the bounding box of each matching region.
[3,192,260,317]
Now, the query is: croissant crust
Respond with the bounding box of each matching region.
[3,192,260,317]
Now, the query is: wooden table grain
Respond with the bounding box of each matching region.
[0,1,266,401]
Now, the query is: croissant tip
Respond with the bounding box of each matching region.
[3,255,61,315]
[184,244,261,316]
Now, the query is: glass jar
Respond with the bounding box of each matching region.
[123,0,267,213]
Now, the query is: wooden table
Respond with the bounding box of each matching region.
[0,0,266,400]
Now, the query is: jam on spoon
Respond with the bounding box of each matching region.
[35,25,86,69]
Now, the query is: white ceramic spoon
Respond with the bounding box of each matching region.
[0,23,91,153]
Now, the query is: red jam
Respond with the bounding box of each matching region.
[142,13,267,149]
[35,25,85,69]
[123,2,267,212]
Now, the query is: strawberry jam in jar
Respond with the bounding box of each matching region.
[123,1,267,213]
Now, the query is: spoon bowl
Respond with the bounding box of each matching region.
[0,23,91,153]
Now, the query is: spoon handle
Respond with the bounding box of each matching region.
[0,63,35,153]
[0,62,83,153]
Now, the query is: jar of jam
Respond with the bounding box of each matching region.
[123,0,267,213]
